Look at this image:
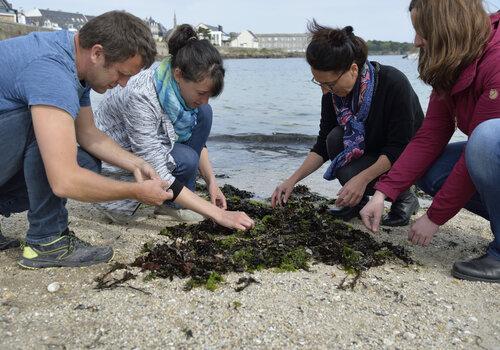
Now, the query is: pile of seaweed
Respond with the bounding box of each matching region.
[96,185,412,292]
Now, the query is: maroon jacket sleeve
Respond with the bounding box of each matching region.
[374,92,455,202]
[426,65,500,224]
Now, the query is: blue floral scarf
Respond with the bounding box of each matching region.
[153,56,198,142]
[323,61,375,180]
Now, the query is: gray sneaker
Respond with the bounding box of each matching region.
[18,228,114,269]
[0,222,21,251]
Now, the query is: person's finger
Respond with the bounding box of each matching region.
[271,191,277,208]
[370,211,381,233]
[283,188,293,204]
[337,186,345,197]
[360,210,372,230]
[342,193,354,207]
[423,235,432,246]
[220,196,228,210]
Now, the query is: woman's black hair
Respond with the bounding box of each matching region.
[168,24,225,97]
[306,19,368,72]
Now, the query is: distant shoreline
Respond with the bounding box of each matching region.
[1,23,414,60]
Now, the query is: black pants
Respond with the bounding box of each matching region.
[326,126,378,196]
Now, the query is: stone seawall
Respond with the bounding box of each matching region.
[0,21,51,41]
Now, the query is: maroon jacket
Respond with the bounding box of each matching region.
[375,13,500,225]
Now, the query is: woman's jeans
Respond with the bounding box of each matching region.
[416,119,500,258]
[170,104,213,192]
[0,108,101,244]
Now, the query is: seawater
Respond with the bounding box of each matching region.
[91,56,466,199]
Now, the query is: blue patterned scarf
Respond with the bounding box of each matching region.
[323,61,375,180]
[153,57,198,142]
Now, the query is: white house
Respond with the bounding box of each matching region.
[0,0,17,23]
[196,23,229,47]
[230,30,259,49]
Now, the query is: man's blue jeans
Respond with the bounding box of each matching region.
[0,108,101,244]
[170,104,213,191]
[416,119,500,258]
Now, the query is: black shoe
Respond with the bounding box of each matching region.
[452,254,500,283]
[382,188,420,227]
[328,196,368,221]
[0,224,21,251]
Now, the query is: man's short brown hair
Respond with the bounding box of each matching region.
[79,11,157,68]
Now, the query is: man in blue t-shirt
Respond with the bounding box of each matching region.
[0,11,174,268]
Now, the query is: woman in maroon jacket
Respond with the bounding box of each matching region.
[361,0,500,283]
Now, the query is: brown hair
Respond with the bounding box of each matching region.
[409,0,491,92]
[306,20,368,72]
[79,11,157,68]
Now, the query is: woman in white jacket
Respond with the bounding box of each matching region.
[93,24,254,231]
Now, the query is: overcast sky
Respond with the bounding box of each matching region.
[11,0,500,42]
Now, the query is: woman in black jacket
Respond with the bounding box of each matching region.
[271,21,424,226]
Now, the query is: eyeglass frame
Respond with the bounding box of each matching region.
[310,70,347,91]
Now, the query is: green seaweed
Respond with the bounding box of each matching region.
[97,184,413,291]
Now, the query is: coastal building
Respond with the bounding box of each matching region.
[196,23,229,46]
[24,8,93,31]
[230,30,259,49]
[22,8,168,40]
[145,16,169,41]
[256,33,309,52]
[0,0,17,23]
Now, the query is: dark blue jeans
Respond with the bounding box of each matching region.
[170,104,213,191]
[0,108,101,244]
[416,119,500,258]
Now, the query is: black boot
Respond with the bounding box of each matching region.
[381,188,420,227]
[328,196,369,221]
[452,254,500,283]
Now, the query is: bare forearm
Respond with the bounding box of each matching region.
[357,155,392,183]
[288,152,325,183]
[78,128,146,173]
[174,187,222,220]
[53,165,139,202]
[198,147,216,184]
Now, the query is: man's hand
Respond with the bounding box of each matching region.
[134,179,173,205]
[408,214,439,246]
[133,161,160,182]
[335,174,369,207]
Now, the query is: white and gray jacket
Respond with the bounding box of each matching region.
[93,66,177,214]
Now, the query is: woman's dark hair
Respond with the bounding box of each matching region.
[168,24,225,97]
[306,19,368,72]
[79,11,157,68]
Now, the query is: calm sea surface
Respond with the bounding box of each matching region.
[91,56,466,199]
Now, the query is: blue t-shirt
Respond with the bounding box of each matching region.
[0,30,91,118]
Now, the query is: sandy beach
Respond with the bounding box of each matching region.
[0,197,499,349]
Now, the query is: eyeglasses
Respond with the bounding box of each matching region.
[311,71,346,91]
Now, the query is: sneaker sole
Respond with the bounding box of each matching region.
[17,250,115,269]
[451,269,500,284]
